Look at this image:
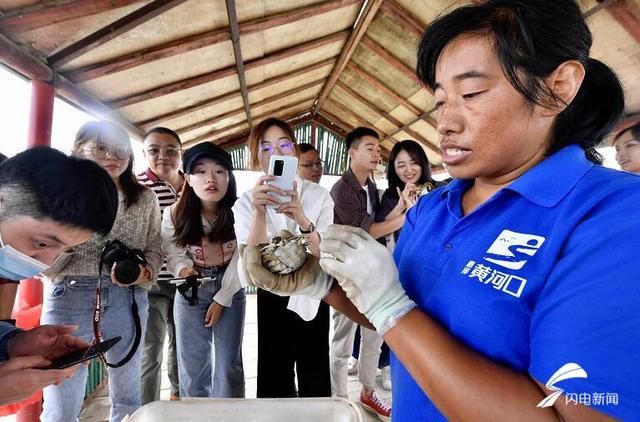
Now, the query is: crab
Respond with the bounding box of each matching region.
[416,181,436,197]
[259,229,309,274]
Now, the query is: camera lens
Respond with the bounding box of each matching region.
[114,260,141,285]
[274,159,284,176]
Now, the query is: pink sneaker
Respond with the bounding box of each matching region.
[360,390,391,421]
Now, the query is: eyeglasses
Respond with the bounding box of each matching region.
[259,140,294,158]
[300,160,323,169]
[82,144,131,161]
[145,147,181,157]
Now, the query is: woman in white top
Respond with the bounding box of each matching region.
[232,117,334,397]
[161,142,245,398]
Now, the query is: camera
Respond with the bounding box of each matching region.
[273,159,284,176]
[100,240,147,285]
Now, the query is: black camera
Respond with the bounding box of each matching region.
[100,240,147,285]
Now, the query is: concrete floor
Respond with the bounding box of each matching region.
[78,294,392,421]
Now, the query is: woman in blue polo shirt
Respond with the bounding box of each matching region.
[318,0,640,420]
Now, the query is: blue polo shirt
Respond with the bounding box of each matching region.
[392,145,640,420]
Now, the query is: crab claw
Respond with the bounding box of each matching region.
[278,229,295,240]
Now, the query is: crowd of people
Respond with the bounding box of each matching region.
[0,0,639,421]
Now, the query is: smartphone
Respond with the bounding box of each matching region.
[266,155,298,208]
[44,336,121,369]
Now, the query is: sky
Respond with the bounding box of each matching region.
[0,65,621,187]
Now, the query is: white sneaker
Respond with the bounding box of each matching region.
[381,366,392,391]
[348,357,358,375]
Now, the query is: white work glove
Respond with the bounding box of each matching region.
[240,245,332,300]
[319,224,416,335]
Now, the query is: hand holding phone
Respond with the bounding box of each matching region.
[44,336,121,370]
[266,155,298,208]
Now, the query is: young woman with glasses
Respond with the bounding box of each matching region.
[232,117,334,398]
[41,121,162,422]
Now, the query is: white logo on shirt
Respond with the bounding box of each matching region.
[484,229,545,270]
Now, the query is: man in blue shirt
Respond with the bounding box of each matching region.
[0,147,118,405]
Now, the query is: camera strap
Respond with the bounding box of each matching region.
[93,253,142,368]
[176,275,200,306]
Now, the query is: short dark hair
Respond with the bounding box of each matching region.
[143,127,182,146]
[345,127,379,150]
[387,140,433,193]
[0,147,118,236]
[417,0,624,164]
[298,143,317,154]
[614,122,640,145]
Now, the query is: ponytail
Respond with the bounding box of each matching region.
[550,58,625,164]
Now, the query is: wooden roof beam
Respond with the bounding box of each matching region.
[324,98,377,130]
[379,0,423,37]
[345,62,423,117]
[225,0,252,127]
[604,0,640,44]
[110,29,350,108]
[0,0,145,33]
[312,0,384,115]
[175,79,324,135]
[381,107,437,145]
[315,112,350,137]
[67,0,359,82]
[360,35,418,83]
[0,31,143,139]
[334,80,439,154]
[214,112,313,151]
[185,100,315,146]
[138,57,336,128]
[47,0,188,68]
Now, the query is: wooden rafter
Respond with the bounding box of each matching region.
[605,0,640,44]
[324,98,375,130]
[214,112,313,150]
[312,0,384,115]
[0,0,145,33]
[360,35,417,82]
[345,62,423,116]
[176,79,324,135]
[225,0,252,127]
[334,80,439,153]
[583,0,617,18]
[316,111,350,136]
[138,57,336,128]
[379,0,423,37]
[47,0,188,68]
[110,29,350,108]
[0,31,143,138]
[185,99,315,146]
[613,113,640,135]
[66,0,359,82]
[381,108,437,144]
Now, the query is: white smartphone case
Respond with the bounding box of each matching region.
[266,155,298,208]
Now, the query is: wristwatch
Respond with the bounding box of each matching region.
[300,222,316,234]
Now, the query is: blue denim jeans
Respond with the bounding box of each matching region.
[41,276,148,422]
[174,266,246,398]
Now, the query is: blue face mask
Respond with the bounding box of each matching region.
[0,231,49,280]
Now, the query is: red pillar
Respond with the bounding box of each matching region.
[16,78,54,422]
